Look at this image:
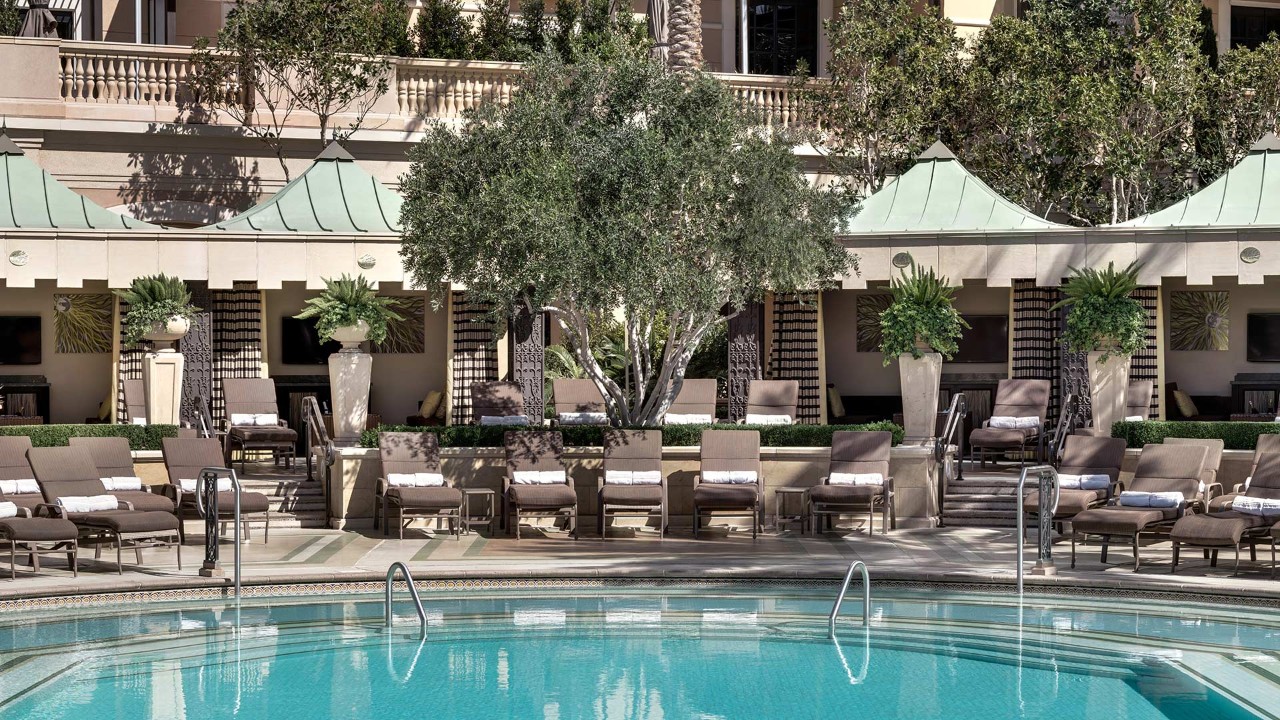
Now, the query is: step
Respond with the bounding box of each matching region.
[940,516,1019,528]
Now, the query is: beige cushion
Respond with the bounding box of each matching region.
[1173,390,1199,418]
[435,392,449,421]
[827,387,846,419]
[419,391,443,419]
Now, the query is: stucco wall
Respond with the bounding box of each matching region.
[1163,277,1280,398]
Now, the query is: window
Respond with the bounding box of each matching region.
[1232,5,1280,49]
[747,0,819,76]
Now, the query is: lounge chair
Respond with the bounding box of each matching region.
[376,431,462,539]
[120,378,148,425]
[222,378,297,472]
[0,436,41,512]
[1070,443,1209,571]
[162,437,273,544]
[693,429,762,539]
[1163,437,1224,507]
[1170,452,1280,575]
[1208,435,1280,512]
[27,446,180,574]
[503,431,577,539]
[0,492,78,579]
[809,431,893,535]
[599,429,666,539]
[663,379,718,424]
[1024,434,1126,531]
[552,379,610,426]
[969,379,1050,466]
[1125,381,1153,421]
[742,380,799,425]
[473,381,530,426]
[68,437,176,513]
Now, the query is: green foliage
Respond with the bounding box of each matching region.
[474,0,520,62]
[516,0,548,57]
[0,0,18,36]
[294,274,403,345]
[361,421,905,448]
[0,424,180,451]
[373,0,414,57]
[1112,421,1280,450]
[1200,40,1280,181]
[1051,262,1147,358]
[399,51,852,426]
[115,274,199,346]
[414,0,473,59]
[878,263,967,363]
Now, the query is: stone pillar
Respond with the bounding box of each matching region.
[727,302,764,422]
[509,305,545,423]
[329,342,373,447]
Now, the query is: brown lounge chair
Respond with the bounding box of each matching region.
[503,431,577,539]
[0,436,42,512]
[68,437,176,513]
[1024,434,1126,531]
[743,380,799,424]
[473,381,530,425]
[663,379,718,424]
[693,429,762,539]
[1208,435,1280,512]
[376,431,462,539]
[1170,452,1280,575]
[969,379,1051,466]
[551,379,610,426]
[28,446,181,574]
[1125,381,1153,420]
[162,437,273,543]
[1070,443,1209,571]
[223,378,297,471]
[809,431,894,535]
[1163,437,1224,507]
[122,378,147,425]
[599,429,666,539]
[0,491,78,580]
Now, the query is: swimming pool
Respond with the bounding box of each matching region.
[1,584,1277,720]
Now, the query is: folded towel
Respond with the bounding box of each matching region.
[1124,415,1145,422]
[0,502,16,519]
[480,415,530,426]
[745,414,792,425]
[178,477,233,493]
[512,470,566,484]
[387,472,445,488]
[665,413,713,425]
[99,476,143,492]
[1245,476,1252,490]
[558,412,609,426]
[131,417,148,426]
[1231,496,1280,518]
[702,470,758,484]
[0,479,39,496]
[254,413,279,426]
[57,495,120,513]
[989,416,1039,429]
[230,413,256,426]
[1119,491,1184,508]
[1057,474,1111,491]
[829,472,884,486]
[607,470,662,486]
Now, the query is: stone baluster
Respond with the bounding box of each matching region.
[105,57,119,102]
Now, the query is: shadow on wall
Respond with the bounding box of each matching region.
[119,121,263,225]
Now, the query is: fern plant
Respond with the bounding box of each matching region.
[295,274,403,345]
[1050,261,1147,360]
[115,274,199,345]
[878,262,968,365]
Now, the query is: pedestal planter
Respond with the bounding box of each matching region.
[141,316,190,426]
[1087,351,1130,438]
[899,352,943,442]
[329,321,372,446]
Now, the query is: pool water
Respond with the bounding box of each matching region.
[1,585,1278,720]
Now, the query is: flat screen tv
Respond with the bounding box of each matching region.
[0,317,41,365]
[280,316,340,365]
[951,315,1008,364]
[1247,313,1280,362]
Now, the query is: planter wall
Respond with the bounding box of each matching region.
[1087,351,1130,437]
[899,352,943,441]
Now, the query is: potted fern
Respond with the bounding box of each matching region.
[1051,261,1147,437]
[115,274,199,426]
[879,263,968,441]
[295,275,402,445]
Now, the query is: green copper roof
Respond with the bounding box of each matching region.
[212,143,403,233]
[0,134,158,230]
[1121,134,1280,228]
[840,142,1062,234]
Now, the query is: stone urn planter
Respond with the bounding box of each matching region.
[142,316,191,426]
[899,349,943,443]
[1087,351,1130,438]
[142,315,191,348]
[328,320,372,446]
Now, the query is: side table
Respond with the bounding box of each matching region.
[774,487,808,534]
[462,488,496,536]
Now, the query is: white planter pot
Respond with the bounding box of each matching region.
[899,352,943,442]
[329,320,370,351]
[1087,351,1131,438]
[329,349,372,446]
[142,315,191,349]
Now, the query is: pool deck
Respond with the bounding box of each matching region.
[2,520,1278,606]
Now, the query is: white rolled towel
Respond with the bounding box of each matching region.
[57,495,120,513]
[830,472,884,486]
[178,477,233,493]
[0,501,17,519]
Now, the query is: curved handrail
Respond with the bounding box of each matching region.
[935,393,967,512]
[832,626,871,684]
[303,396,336,486]
[1048,394,1082,465]
[1015,465,1060,595]
[194,395,217,440]
[385,562,428,640]
[196,466,243,598]
[385,635,428,684]
[828,560,870,637]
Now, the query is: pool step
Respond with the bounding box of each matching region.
[941,472,1030,528]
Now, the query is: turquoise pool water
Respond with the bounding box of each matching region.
[1,585,1278,720]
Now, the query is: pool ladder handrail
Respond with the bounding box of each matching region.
[385,562,428,639]
[828,560,870,637]
[1015,465,1060,595]
[196,466,243,599]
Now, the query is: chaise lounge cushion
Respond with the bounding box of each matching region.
[202,491,271,514]
[5,494,44,512]
[230,425,297,444]
[1208,493,1239,512]
[1170,511,1269,547]
[1072,506,1171,535]
[0,517,78,541]
[694,484,757,508]
[113,490,176,513]
[969,426,1037,448]
[66,510,179,534]
[507,484,576,509]
[600,485,663,506]
[1025,488,1105,517]
[386,486,463,510]
[809,484,882,504]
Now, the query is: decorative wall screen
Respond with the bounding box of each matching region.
[210,283,263,424]
[509,305,546,423]
[450,291,499,425]
[727,302,764,423]
[769,292,822,424]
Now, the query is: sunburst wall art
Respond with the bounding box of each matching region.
[373,296,426,354]
[856,294,893,352]
[1169,291,1229,351]
[54,293,113,353]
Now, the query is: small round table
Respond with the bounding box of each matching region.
[461,488,496,535]
[774,487,808,534]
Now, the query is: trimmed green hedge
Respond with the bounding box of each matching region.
[360,421,905,449]
[1111,421,1280,450]
[0,424,181,451]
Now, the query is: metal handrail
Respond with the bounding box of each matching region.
[196,466,243,598]
[194,395,217,440]
[1048,394,1082,465]
[385,562,428,640]
[935,393,967,485]
[303,396,336,485]
[829,560,870,637]
[1015,465,1060,595]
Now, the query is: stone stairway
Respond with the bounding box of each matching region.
[238,464,327,528]
[941,471,1026,528]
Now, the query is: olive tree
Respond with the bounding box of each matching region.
[399,50,853,425]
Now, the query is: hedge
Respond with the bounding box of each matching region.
[1111,421,1280,450]
[0,424,181,451]
[360,421,905,449]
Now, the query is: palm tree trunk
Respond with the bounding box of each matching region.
[667,0,702,73]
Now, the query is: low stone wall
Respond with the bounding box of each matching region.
[328,443,941,532]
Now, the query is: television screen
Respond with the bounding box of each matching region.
[280,316,340,365]
[0,317,42,365]
[952,315,1008,364]
[1247,313,1280,362]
